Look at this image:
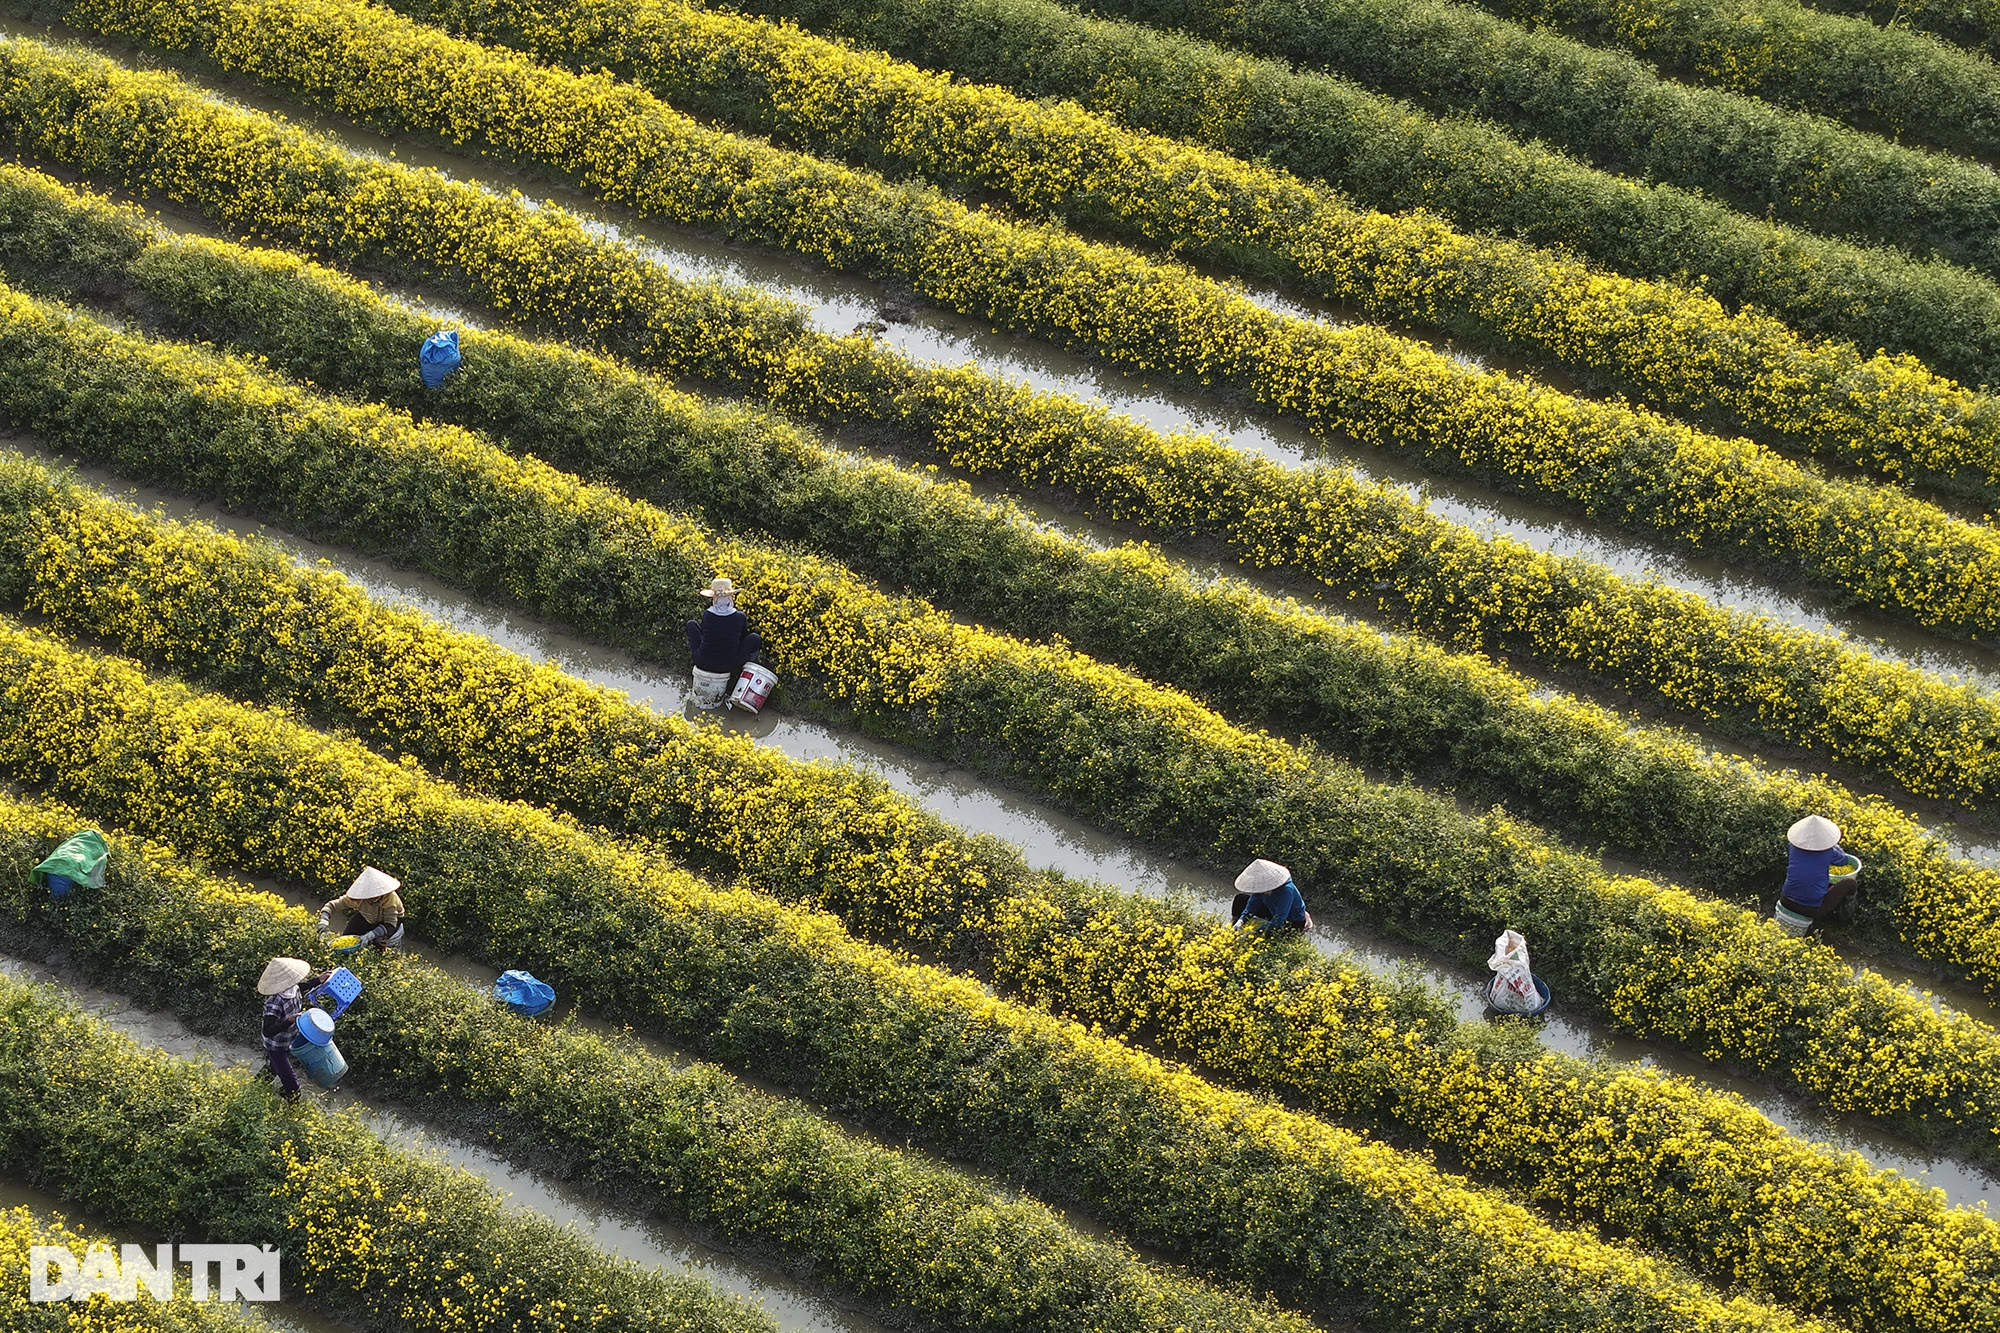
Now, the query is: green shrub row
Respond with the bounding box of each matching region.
[0,979,770,1333]
[0,620,1857,1333]
[59,199,2000,1004]
[8,34,2000,814]
[1805,0,2000,59]
[13,277,2000,1103]
[1475,0,2000,157]
[376,0,2000,508]
[40,0,2000,639]
[0,794,1311,1333]
[1056,0,2000,275]
[6,447,1999,1333]
[731,0,2000,388]
[0,1207,271,1332]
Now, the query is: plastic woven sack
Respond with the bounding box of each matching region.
[32,830,108,895]
[418,328,461,389]
[1486,929,1540,1013]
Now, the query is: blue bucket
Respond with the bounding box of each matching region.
[291,1030,348,1088]
[45,874,75,899]
[1486,973,1552,1017]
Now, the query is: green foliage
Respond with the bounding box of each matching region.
[29,189,1989,994]
[7,39,2000,825]
[727,0,2000,386]
[1479,0,2000,157]
[0,656,1848,1333]
[2,456,1997,1333]
[0,796,1312,1333]
[0,974,768,1333]
[1057,0,2000,276]
[1808,0,2000,60]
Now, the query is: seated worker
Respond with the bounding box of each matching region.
[1230,858,1313,931]
[1780,815,1859,920]
[318,866,407,952]
[686,576,762,680]
[257,955,329,1104]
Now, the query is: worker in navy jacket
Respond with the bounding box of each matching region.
[687,576,763,676]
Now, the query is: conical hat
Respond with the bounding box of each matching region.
[346,866,401,901]
[1234,859,1291,893]
[257,957,310,996]
[1787,815,1841,852]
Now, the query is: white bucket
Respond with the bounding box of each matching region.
[1773,901,1814,937]
[729,662,778,714]
[690,667,732,710]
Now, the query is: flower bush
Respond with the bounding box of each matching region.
[1807,0,2000,57]
[330,0,2000,507]
[31,0,2000,635]
[1054,0,2000,276]
[0,646,1915,1333]
[6,282,2000,1056]
[725,0,2000,387]
[1,460,1998,1332]
[0,794,1313,1333]
[0,176,1961,994]
[0,979,767,1333]
[1480,0,2000,157]
[4,37,1998,811]
[62,208,2000,984]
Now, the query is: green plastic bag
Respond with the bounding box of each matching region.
[32,830,108,897]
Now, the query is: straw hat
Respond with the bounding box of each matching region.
[698,576,739,600]
[257,957,310,996]
[346,866,401,901]
[1234,859,1291,894]
[1787,815,1841,852]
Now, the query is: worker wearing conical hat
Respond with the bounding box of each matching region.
[317,866,407,953]
[1779,815,1859,922]
[686,576,763,696]
[257,956,327,1104]
[1230,858,1313,932]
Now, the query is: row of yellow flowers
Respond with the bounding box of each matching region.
[37,0,2000,639]
[0,626,1852,1333]
[374,0,2000,507]
[57,195,2000,1005]
[3,445,1996,1328]
[1474,0,1998,158]
[0,975,768,1333]
[8,288,2000,1133]
[0,794,1311,1333]
[1055,0,2000,278]
[8,34,2000,814]
[683,0,2000,388]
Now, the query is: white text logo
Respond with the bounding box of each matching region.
[28,1244,281,1302]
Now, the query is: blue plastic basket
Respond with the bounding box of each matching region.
[308,967,364,1019]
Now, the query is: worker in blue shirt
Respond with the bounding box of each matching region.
[1780,814,1860,920]
[1231,858,1312,931]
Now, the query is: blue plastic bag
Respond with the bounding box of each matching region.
[494,969,556,1017]
[418,329,462,389]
